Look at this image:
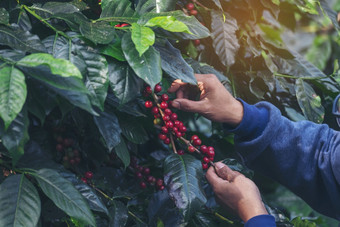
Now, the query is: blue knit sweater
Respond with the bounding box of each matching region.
[227,100,340,226]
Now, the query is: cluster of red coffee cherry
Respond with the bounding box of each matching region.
[185,1,202,46]
[143,84,215,170]
[130,156,165,190]
[55,135,81,167]
[81,171,93,184]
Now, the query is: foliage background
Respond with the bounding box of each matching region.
[0,0,339,226]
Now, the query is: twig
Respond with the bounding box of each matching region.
[170,134,177,154]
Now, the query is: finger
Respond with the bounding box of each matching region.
[168,79,186,93]
[171,98,207,113]
[215,162,240,182]
[206,165,227,186]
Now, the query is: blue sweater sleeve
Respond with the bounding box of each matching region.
[244,215,276,227]
[227,100,340,220]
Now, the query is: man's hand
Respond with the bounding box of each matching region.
[206,162,268,222]
[167,74,243,127]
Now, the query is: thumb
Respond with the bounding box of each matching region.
[171,98,205,113]
[215,162,239,182]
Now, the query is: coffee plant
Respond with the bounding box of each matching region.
[0,0,339,226]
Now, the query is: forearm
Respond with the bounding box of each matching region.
[227,100,340,220]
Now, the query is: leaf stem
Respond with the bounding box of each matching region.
[22,5,70,39]
[214,212,234,224]
[274,73,326,80]
[93,17,138,24]
[128,210,147,225]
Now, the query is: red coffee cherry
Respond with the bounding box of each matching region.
[191,135,199,141]
[193,39,201,46]
[156,179,164,187]
[161,126,169,134]
[202,163,209,170]
[164,108,172,115]
[145,101,153,108]
[85,171,93,179]
[179,126,186,133]
[174,120,181,127]
[140,181,147,189]
[160,101,168,109]
[200,145,208,154]
[161,94,169,101]
[190,9,198,16]
[166,121,174,128]
[203,156,210,163]
[176,131,182,138]
[207,149,215,157]
[135,172,143,179]
[151,106,159,115]
[81,177,88,184]
[143,167,150,175]
[147,176,156,184]
[145,86,152,94]
[158,133,167,140]
[164,138,171,144]
[154,84,162,93]
[177,150,185,155]
[188,146,195,153]
[170,113,178,121]
[186,2,195,10]
[193,139,202,146]
[158,185,165,191]
[163,115,170,122]
[120,23,130,27]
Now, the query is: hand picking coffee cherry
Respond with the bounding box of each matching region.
[143,83,215,170]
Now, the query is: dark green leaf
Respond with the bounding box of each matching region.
[305,35,331,71]
[121,32,162,89]
[164,154,207,221]
[0,66,27,130]
[319,0,340,31]
[131,23,155,56]
[114,136,130,169]
[295,79,325,123]
[108,201,128,227]
[191,211,220,227]
[0,8,9,25]
[107,59,144,104]
[100,42,126,61]
[2,107,29,166]
[32,169,96,227]
[31,2,80,19]
[0,174,41,227]
[221,159,254,179]
[154,40,197,84]
[0,24,46,53]
[211,11,240,67]
[9,9,32,31]
[80,21,116,45]
[59,171,109,215]
[119,117,149,144]
[106,93,146,117]
[100,0,136,19]
[155,0,177,12]
[94,111,122,151]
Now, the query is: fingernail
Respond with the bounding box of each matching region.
[172,101,180,109]
[215,162,225,169]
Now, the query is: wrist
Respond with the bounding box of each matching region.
[238,201,268,222]
[221,99,244,127]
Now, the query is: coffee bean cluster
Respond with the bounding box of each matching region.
[143,83,215,170]
[54,134,81,167]
[130,156,165,191]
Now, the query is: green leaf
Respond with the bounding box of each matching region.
[18,53,82,79]
[164,154,207,222]
[43,34,109,111]
[121,32,162,89]
[0,25,46,53]
[108,201,128,227]
[155,0,177,12]
[30,2,80,19]
[0,174,41,227]
[221,159,254,179]
[305,35,331,71]
[94,111,122,151]
[114,137,130,169]
[131,23,155,56]
[0,66,27,130]
[154,40,196,84]
[139,11,210,40]
[295,79,325,124]
[108,59,144,104]
[145,16,192,34]
[101,0,136,18]
[211,11,240,67]
[80,21,116,45]
[119,117,149,144]
[2,107,29,166]
[100,42,126,61]
[0,8,9,25]
[32,169,96,227]
[319,0,340,31]
[59,171,109,215]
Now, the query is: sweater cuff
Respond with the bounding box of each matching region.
[244,214,276,227]
[224,99,269,140]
